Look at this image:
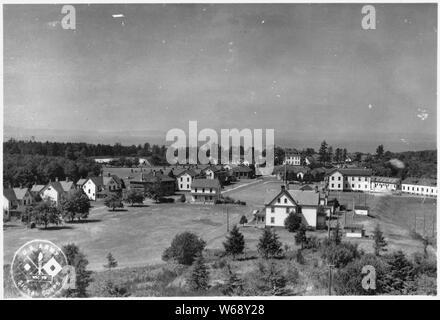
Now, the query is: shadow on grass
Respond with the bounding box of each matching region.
[108,209,128,212]
[128,204,150,208]
[67,219,102,224]
[38,225,74,231]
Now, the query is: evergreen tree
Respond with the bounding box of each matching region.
[223,225,245,259]
[295,223,308,249]
[384,251,416,294]
[318,140,329,164]
[188,254,209,291]
[257,228,283,259]
[222,264,243,296]
[376,144,384,159]
[284,212,302,232]
[373,224,387,256]
[255,261,288,296]
[104,252,118,270]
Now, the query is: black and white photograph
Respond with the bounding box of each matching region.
[1,2,438,300]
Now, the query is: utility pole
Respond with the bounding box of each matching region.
[328,264,335,296]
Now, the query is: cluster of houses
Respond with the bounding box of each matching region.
[3,163,256,215]
[127,164,254,204]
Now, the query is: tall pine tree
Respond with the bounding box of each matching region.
[373,224,387,256]
[188,254,209,291]
[223,225,245,259]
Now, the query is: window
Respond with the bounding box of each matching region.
[209,196,212,200]
[194,196,197,200]
[338,184,340,188]
[332,176,335,181]
[187,178,190,182]
[358,177,361,181]
[187,184,189,189]
[271,217,275,223]
[338,176,341,181]
[352,184,354,188]
[286,208,289,213]
[271,207,275,213]
[277,198,281,203]
[180,184,183,189]
[202,188,205,192]
[284,198,287,204]
[365,185,367,189]
[210,188,213,193]
[331,183,334,188]
[195,188,198,192]
[88,189,90,194]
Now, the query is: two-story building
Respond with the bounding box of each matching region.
[176,169,198,191]
[232,165,253,179]
[83,174,124,200]
[190,179,221,204]
[401,178,437,197]
[264,185,327,229]
[283,151,301,166]
[325,168,372,192]
[40,179,76,204]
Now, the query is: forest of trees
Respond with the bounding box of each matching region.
[3,139,167,161]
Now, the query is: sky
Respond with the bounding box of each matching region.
[3,3,437,152]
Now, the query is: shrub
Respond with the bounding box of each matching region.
[321,242,360,268]
[223,225,245,259]
[162,232,206,265]
[257,228,283,259]
[188,254,209,291]
[284,212,302,232]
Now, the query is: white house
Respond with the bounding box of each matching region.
[325,168,372,192]
[264,185,326,229]
[83,175,123,200]
[40,179,75,205]
[283,152,301,166]
[176,169,197,191]
[370,176,400,193]
[401,178,437,197]
[190,179,221,204]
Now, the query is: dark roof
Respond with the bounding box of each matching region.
[3,188,17,202]
[371,176,400,184]
[299,185,314,191]
[327,168,372,177]
[402,177,437,186]
[354,205,369,210]
[191,178,221,189]
[31,184,46,193]
[232,165,253,173]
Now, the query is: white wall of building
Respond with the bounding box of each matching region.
[402,184,437,197]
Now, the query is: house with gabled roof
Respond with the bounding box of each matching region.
[3,188,18,212]
[264,185,326,229]
[190,178,221,204]
[202,165,227,185]
[30,184,46,198]
[175,169,199,191]
[40,179,75,204]
[83,174,123,200]
[129,170,175,196]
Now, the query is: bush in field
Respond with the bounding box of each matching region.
[222,264,244,296]
[62,243,92,297]
[284,212,302,232]
[334,254,389,295]
[251,260,288,296]
[239,215,248,226]
[223,225,245,259]
[101,280,130,297]
[188,254,209,291]
[179,194,186,203]
[104,252,118,270]
[257,228,283,259]
[321,242,360,268]
[162,232,206,265]
[125,189,145,206]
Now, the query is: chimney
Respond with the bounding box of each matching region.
[55,177,59,182]
[108,172,111,177]
[281,185,286,191]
